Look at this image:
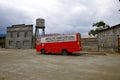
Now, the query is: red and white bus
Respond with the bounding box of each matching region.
[36,33,82,55]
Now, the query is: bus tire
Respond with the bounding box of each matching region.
[41,49,46,54]
[62,49,68,55]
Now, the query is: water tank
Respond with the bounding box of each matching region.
[36,18,45,28]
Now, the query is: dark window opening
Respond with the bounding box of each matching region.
[24,32,27,37]
[17,32,20,37]
[10,32,13,38]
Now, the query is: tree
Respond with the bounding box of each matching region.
[88,21,110,36]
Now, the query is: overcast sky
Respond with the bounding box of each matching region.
[0,0,120,35]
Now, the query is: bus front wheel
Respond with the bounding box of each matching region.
[62,49,68,55]
[41,49,46,54]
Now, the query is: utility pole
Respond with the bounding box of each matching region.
[119,0,120,11]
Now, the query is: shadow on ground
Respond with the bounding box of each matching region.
[37,52,81,56]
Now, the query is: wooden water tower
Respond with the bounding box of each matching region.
[35,18,45,37]
[35,18,45,48]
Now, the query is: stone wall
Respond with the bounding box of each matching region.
[81,38,98,51]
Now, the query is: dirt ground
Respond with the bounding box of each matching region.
[0,49,120,80]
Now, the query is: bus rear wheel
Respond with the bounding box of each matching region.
[41,49,46,54]
[62,50,68,55]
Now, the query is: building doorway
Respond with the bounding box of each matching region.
[16,41,21,49]
[118,38,120,53]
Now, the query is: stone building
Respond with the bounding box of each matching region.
[98,24,120,52]
[6,24,33,49]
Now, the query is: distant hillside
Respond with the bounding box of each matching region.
[0,34,6,37]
